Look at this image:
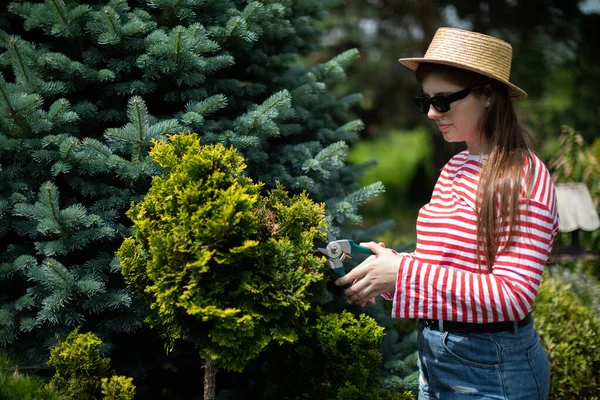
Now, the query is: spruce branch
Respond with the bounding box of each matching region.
[0,72,39,137]
[104,96,180,163]
[310,48,359,83]
[334,119,363,142]
[344,182,386,207]
[14,295,36,312]
[82,290,136,318]
[26,258,74,293]
[12,255,38,274]
[339,93,363,107]
[313,141,347,168]
[225,2,262,42]
[7,36,35,86]
[235,90,291,137]
[0,308,17,346]
[138,24,225,85]
[48,99,79,126]
[19,316,38,333]
[99,6,121,45]
[8,0,89,38]
[185,94,228,115]
[49,0,76,38]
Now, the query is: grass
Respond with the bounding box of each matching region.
[0,353,58,400]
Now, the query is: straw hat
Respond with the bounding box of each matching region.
[399,27,527,99]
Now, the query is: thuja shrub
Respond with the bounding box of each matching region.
[101,376,136,400]
[117,132,329,398]
[47,328,135,400]
[316,311,414,400]
[246,309,413,400]
[535,274,600,399]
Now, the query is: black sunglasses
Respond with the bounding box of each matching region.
[414,86,481,114]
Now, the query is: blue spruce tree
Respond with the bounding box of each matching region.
[0,0,393,396]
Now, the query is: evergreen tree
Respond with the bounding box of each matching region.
[118,132,331,399]
[0,0,386,395]
[360,298,419,397]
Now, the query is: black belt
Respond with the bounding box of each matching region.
[422,313,532,334]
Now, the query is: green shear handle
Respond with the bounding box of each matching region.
[317,239,374,288]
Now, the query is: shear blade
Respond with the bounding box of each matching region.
[317,247,329,256]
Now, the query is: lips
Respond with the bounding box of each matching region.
[437,123,451,133]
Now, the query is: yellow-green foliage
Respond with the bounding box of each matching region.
[535,274,600,399]
[316,310,386,393]
[118,132,328,372]
[101,376,136,400]
[256,309,413,400]
[316,311,414,400]
[47,328,111,399]
[47,329,135,400]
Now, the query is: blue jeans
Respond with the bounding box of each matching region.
[417,319,550,400]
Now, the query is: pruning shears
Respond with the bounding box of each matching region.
[317,232,373,288]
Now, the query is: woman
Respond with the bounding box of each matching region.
[335,28,559,400]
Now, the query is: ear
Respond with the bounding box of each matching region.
[483,84,494,108]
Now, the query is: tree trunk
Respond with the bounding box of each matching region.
[203,358,218,400]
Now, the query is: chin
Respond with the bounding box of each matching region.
[441,134,460,143]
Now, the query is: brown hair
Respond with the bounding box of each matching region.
[416,63,535,270]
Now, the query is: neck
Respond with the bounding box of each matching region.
[467,137,488,155]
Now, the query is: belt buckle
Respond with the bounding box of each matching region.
[423,319,437,329]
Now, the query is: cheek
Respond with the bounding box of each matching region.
[450,113,483,140]
[461,107,486,132]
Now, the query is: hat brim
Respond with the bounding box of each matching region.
[399,57,527,99]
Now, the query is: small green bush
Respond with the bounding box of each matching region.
[47,328,111,399]
[535,274,600,399]
[101,376,136,400]
[250,309,413,400]
[47,328,136,400]
[0,353,58,400]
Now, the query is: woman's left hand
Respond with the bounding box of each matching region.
[335,241,399,305]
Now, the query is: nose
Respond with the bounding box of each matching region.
[427,105,442,120]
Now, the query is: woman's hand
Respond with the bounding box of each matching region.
[335,241,399,306]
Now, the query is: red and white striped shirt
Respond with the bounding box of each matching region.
[383,150,559,323]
